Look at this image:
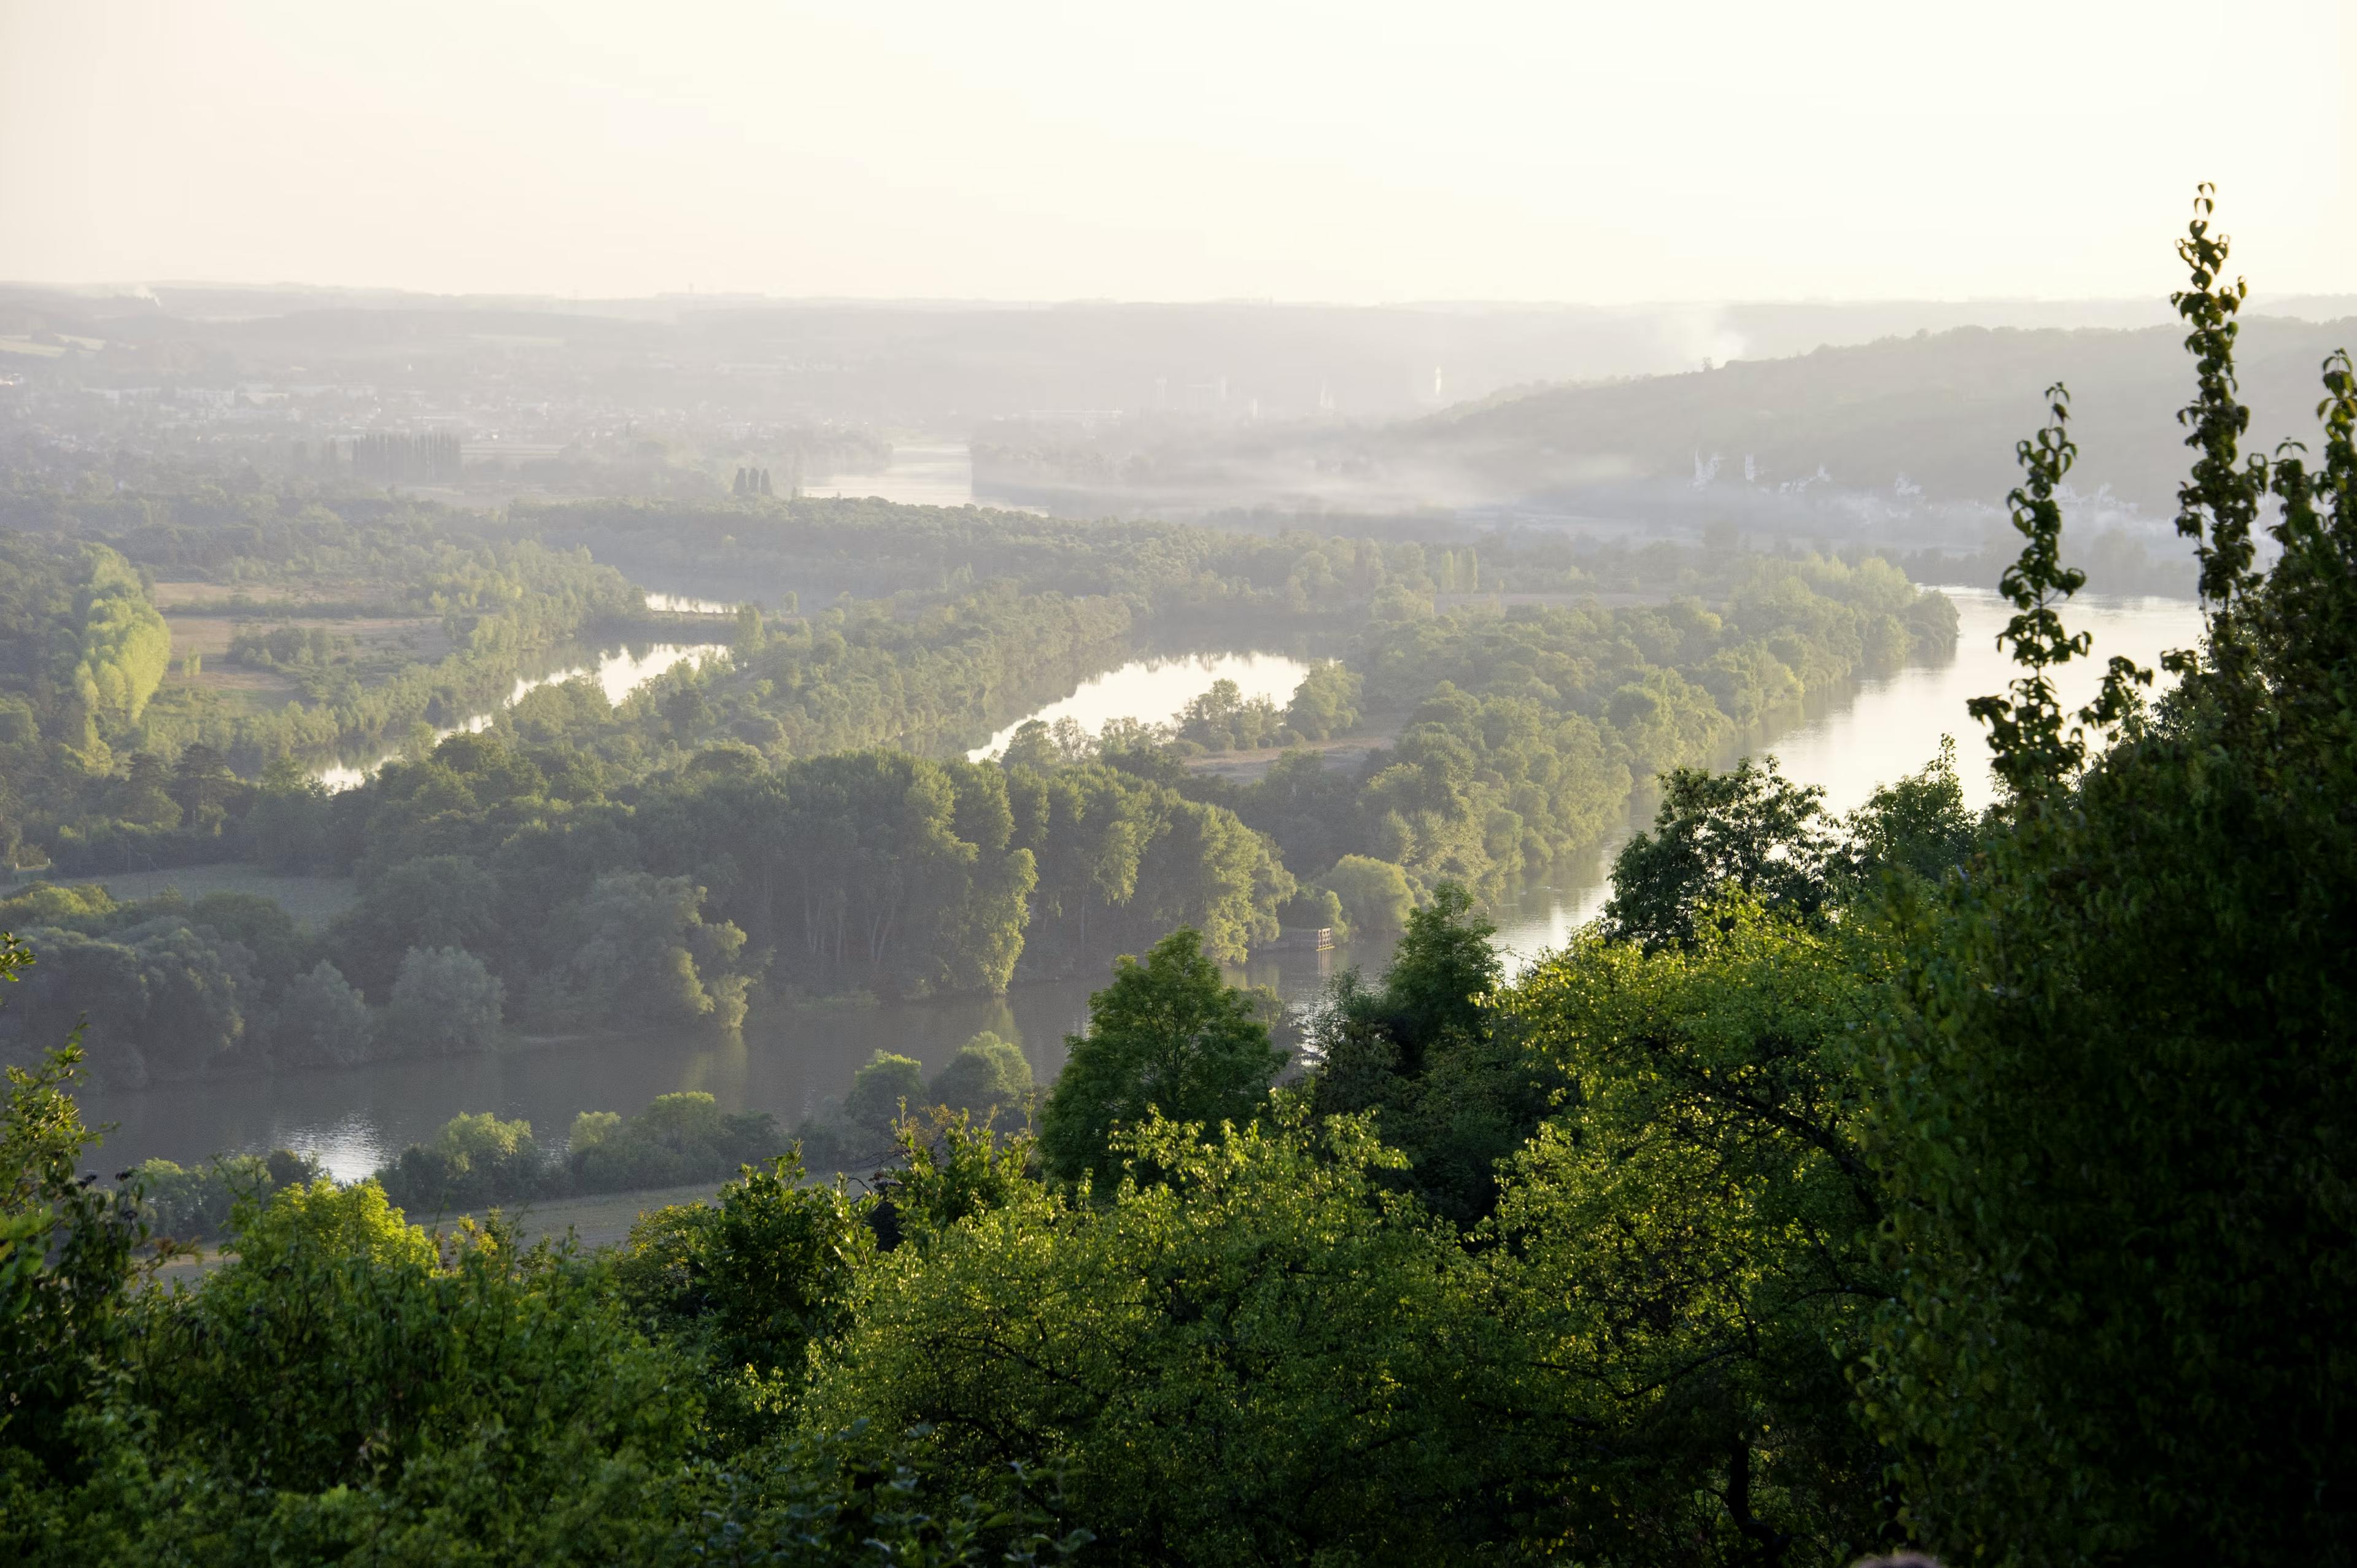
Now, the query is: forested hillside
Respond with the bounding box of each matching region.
[1413,311,2351,514]
[970,311,2356,590]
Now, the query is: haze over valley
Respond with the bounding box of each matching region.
[2,4,2351,1563]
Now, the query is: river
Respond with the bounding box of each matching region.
[84,588,2201,1180]
[801,442,985,509]
[311,641,731,790]
[968,651,1313,760]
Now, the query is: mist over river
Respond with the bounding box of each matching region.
[83,588,2202,1181]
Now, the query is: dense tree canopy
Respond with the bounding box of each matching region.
[1036,927,1287,1182]
[2,193,2345,1568]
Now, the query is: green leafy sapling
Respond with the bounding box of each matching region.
[1967,384,2152,800]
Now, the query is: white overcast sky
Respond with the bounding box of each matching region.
[2,0,2350,303]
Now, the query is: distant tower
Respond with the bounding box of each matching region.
[1432,366,1444,401]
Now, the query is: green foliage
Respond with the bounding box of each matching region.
[573,1091,784,1194]
[109,1181,694,1562]
[128,1147,325,1245]
[1007,757,1293,975]
[655,1409,1091,1566]
[801,1040,1038,1177]
[1603,756,1836,950]
[879,1113,1039,1246]
[616,574,1140,763]
[0,883,378,1083]
[67,545,171,742]
[796,1054,924,1175]
[806,1105,1504,1564]
[1320,852,1415,935]
[1172,677,1284,752]
[371,1092,787,1212]
[1036,927,1285,1183]
[185,888,309,987]
[928,1031,1035,1130]
[1245,554,1949,899]
[0,882,115,930]
[377,1111,542,1213]
[1282,658,1362,740]
[328,852,504,1000]
[271,957,375,1065]
[1833,736,1979,891]
[845,1052,926,1134]
[0,963,150,1498]
[2169,183,2272,627]
[385,943,504,1056]
[1228,749,1361,887]
[640,751,1038,999]
[85,498,647,771]
[1963,385,2151,798]
[1305,886,1539,1224]
[1490,900,1893,1563]
[1604,746,1983,954]
[0,916,260,1086]
[614,1151,873,1432]
[1857,196,2357,1564]
[543,870,749,1030]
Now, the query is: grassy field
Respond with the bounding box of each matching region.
[152,579,387,610]
[419,1182,724,1251]
[155,588,454,719]
[1183,731,1396,784]
[43,865,360,927]
[156,1180,724,1278]
[157,615,304,711]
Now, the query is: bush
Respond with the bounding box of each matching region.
[1320,854,1415,935]
[375,1111,542,1213]
[271,959,376,1065]
[570,1091,783,1194]
[385,945,503,1057]
[1037,928,1284,1183]
[131,1149,325,1246]
[928,1032,1035,1130]
[842,1051,926,1135]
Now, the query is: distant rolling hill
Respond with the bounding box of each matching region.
[974,313,2357,577]
[1411,313,2356,522]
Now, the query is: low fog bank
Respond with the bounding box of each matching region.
[970,312,2357,595]
[17,282,2351,427]
[8,282,2352,596]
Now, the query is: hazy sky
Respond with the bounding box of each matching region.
[3,0,2350,303]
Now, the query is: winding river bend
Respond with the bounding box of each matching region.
[310,641,730,790]
[86,589,2201,1178]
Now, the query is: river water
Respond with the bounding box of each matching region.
[85,588,2202,1180]
[968,651,1314,760]
[801,443,983,509]
[311,642,731,790]
[642,593,735,616]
